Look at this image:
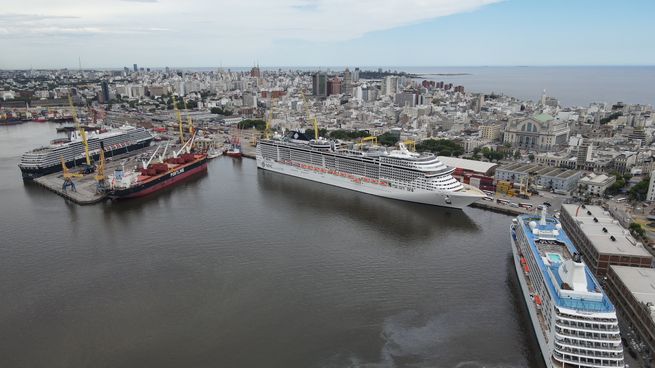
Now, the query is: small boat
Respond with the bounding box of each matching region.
[207,146,223,159]
[225,134,242,158]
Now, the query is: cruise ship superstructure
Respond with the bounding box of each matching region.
[510,208,624,367]
[19,125,153,180]
[256,132,485,209]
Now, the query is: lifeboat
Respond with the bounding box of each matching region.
[534,294,542,305]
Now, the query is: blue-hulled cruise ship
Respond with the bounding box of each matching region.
[510,208,624,368]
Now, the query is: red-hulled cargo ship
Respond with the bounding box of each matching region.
[107,152,208,199]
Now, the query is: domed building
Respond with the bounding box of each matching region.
[503,113,570,152]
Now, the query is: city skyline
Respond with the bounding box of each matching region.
[1,0,654,69]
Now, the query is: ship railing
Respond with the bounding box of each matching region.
[553,351,624,367]
[555,326,621,341]
[555,319,620,333]
[555,336,623,351]
[555,343,624,359]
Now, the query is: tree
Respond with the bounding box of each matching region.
[528,153,535,161]
[514,150,521,159]
[237,119,266,130]
[629,222,646,238]
[377,132,400,146]
[628,176,650,202]
[211,107,232,116]
[304,128,328,139]
[328,130,370,140]
[415,139,464,156]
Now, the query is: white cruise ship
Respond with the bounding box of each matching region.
[511,208,624,367]
[256,132,485,209]
[19,125,153,180]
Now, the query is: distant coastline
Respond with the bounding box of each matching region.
[418,73,472,76]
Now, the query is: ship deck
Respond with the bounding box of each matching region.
[518,215,614,313]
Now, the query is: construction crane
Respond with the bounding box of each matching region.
[61,156,82,192]
[299,90,319,140]
[182,98,195,135]
[171,95,185,144]
[95,142,107,192]
[403,139,416,152]
[68,94,91,168]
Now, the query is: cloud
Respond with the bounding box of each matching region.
[0,0,501,67]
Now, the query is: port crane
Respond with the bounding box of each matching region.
[68,94,93,173]
[95,142,107,193]
[182,98,195,135]
[171,95,185,144]
[61,156,82,192]
[403,139,416,152]
[299,90,319,140]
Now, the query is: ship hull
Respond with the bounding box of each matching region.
[510,227,555,368]
[108,157,207,199]
[19,139,153,180]
[257,157,481,209]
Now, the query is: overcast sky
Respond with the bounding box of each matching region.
[1,0,654,69]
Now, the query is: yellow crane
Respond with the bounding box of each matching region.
[95,143,107,192]
[61,156,82,192]
[403,139,416,152]
[171,95,185,144]
[68,94,91,166]
[182,98,195,135]
[299,90,319,140]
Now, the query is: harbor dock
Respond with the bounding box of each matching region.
[31,146,160,205]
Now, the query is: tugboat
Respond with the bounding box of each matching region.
[107,136,208,199]
[225,136,242,158]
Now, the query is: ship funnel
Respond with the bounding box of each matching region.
[558,258,588,292]
[539,206,547,226]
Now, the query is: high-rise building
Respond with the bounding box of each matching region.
[250,65,261,78]
[123,67,130,75]
[342,68,352,96]
[312,72,327,98]
[327,77,341,96]
[383,76,398,96]
[353,67,360,82]
[133,64,138,72]
[100,80,110,103]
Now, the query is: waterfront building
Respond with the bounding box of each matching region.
[503,114,570,152]
[559,204,653,277]
[438,156,498,177]
[578,174,616,196]
[605,265,655,363]
[534,168,582,194]
[495,163,541,183]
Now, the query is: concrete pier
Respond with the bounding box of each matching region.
[31,145,161,205]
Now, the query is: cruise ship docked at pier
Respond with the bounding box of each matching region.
[18,125,153,180]
[510,209,624,367]
[256,132,485,209]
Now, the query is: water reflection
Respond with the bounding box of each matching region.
[505,254,546,368]
[256,170,479,240]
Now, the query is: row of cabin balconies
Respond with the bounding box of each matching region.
[553,351,624,368]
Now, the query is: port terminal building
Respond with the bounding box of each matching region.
[605,265,655,363]
[560,204,653,277]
